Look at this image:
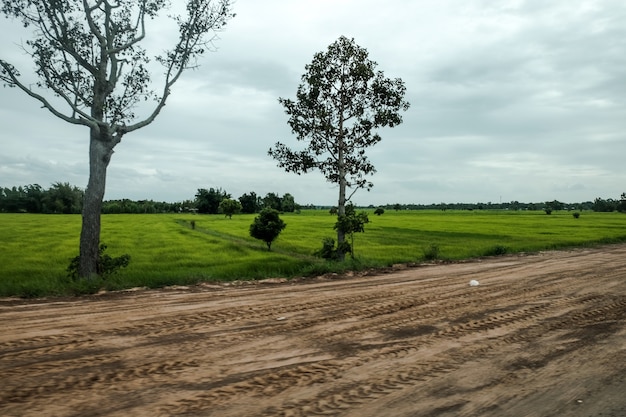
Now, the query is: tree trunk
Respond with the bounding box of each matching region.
[336,134,347,261]
[78,129,114,279]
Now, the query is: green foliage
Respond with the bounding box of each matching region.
[262,192,282,211]
[619,193,626,213]
[573,212,580,219]
[238,192,260,214]
[281,193,296,212]
[67,243,130,280]
[593,197,618,212]
[44,182,84,214]
[315,237,340,260]
[483,245,508,257]
[334,204,370,259]
[374,207,385,216]
[218,198,242,219]
[545,200,565,211]
[269,36,409,188]
[195,188,230,214]
[0,183,83,214]
[314,237,352,261]
[544,208,552,215]
[423,243,440,261]
[249,208,287,250]
[102,198,182,214]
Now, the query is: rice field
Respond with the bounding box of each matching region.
[1,209,625,297]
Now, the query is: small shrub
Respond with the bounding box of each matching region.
[374,208,385,216]
[314,237,352,261]
[484,245,508,256]
[67,243,131,280]
[573,212,580,219]
[315,237,339,260]
[423,243,440,261]
[190,220,196,229]
[544,208,552,215]
[249,208,286,250]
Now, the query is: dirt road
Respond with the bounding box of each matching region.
[1,245,625,417]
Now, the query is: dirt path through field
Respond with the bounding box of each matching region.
[1,245,625,417]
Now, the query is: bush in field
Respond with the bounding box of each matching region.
[544,208,552,215]
[484,245,508,256]
[219,198,242,219]
[249,208,286,251]
[573,212,580,218]
[315,237,341,260]
[67,244,130,280]
[374,208,385,216]
[423,243,440,261]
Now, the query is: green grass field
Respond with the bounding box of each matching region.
[1,210,625,297]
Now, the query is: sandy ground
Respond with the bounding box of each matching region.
[1,245,625,417]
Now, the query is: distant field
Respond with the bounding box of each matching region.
[1,210,625,297]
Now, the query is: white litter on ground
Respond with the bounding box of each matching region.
[469,280,480,287]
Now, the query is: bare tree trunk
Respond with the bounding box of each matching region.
[337,133,347,261]
[78,129,113,279]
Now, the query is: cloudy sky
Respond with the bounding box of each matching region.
[1,0,624,206]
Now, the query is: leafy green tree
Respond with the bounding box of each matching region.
[195,188,230,214]
[218,198,242,219]
[262,192,282,211]
[618,193,626,213]
[545,200,564,211]
[24,184,45,213]
[249,208,286,251]
[44,182,84,214]
[592,197,617,212]
[374,207,384,216]
[0,186,25,212]
[239,192,259,214]
[281,193,296,212]
[0,1,235,279]
[268,36,409,260]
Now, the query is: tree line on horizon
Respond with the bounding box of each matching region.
[2,183,625,214]
[0,183,305,215]
[382,197,626,213]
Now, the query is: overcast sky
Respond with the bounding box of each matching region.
[1,0,625,206]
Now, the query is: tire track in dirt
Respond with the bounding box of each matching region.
[162,292,611,416]
[254,297,626,417]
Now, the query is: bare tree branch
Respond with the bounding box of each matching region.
[0,59,92,127]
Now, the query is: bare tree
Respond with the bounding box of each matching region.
[0,0,235,279]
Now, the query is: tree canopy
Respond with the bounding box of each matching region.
[249,208,286,251]
[218,198,242,219]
